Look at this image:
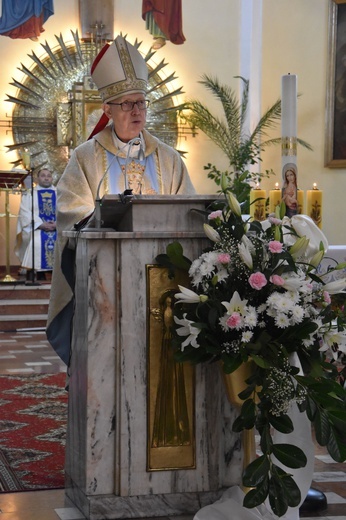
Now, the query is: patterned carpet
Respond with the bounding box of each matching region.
[0,372,67,492]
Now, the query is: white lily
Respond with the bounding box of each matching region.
[174,314,201,350]
[308,249,325,270]
[222,291,248,315]
[320,329,346,359]
[280,273,306,292]
[282,214,328,258]
[203,223,221,243]
[289,236,310,259]
[239,240,253,269]
[226,191,242,216]
[175,285,208,304]
[323,278,346,294]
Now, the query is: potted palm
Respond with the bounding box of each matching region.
[183,75,312,213]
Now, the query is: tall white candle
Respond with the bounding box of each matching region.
[281,74,298,217]
[281,74,297,138]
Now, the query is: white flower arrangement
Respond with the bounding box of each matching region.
[159,188,346,517]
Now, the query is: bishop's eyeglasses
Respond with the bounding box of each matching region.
[107,99,150,112]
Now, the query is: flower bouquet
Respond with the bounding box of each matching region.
[158,184,346,517]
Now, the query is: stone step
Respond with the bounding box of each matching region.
[0,299,49,315]
[0,284,51,300]
[0,281,51,332]
[0,314,48,332]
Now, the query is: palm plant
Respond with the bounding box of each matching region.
[184,75,312,213]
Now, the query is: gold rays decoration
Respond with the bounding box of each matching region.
[4,30,188,178]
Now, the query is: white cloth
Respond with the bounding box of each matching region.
[15,185,57,271]
[194,486,278,520]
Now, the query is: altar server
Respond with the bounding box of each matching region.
[47,34,195,366]
[16,168,56,279]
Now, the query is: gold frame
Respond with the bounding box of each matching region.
[146,264,196,471]
[325,0,346,167]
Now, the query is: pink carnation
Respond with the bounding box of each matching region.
[269,240,283,253]
[270,274,285,286]
[268,216,282,225]
[226,312,242,329]
[208,210,223,220]
[249,272,267,290]
[218,253,230,264]
[323,291,331,304]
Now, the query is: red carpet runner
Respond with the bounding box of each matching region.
[0,372,67,492]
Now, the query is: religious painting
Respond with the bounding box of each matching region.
[146,265,196,471]
[325,0,346,167]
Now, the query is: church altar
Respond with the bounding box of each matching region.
[64,196,244,520]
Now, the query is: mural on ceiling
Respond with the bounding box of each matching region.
[5,30,186,179]
[0,0,54,40]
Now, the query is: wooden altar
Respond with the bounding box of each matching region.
[64,196,243,519]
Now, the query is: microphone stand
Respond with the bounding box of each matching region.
[25,168,40,286]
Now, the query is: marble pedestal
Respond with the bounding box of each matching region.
[64,197,243,519]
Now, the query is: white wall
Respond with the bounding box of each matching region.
[0,0,344,268]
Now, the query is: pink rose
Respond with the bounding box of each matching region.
[249,272,267,290]
[218,253,230,264]
[270,274,285,286]
[269,240,283,253]
[208,210,223,220]
[226,312,242,328]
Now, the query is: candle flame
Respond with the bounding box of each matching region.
[275,182,279,189]
[313,183,318,190]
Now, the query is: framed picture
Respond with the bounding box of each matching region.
[325,0,346,167]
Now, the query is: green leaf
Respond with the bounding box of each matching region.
[242,455,270,487]
[259,426,273,454]
[272,443,307,469]
[327,427,346,462]
[314,408,330,446]
[268,475,288,517]
[251,354,270,369]
[274,465,301,507]
[268,413,294,434]
[243,477,269,508]
[166,242,191,270]
[328,410,346,432]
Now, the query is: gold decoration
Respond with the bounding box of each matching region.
[147,265,195,471]
[281,136,297,156]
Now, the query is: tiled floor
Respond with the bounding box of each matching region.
[0,330,345,519]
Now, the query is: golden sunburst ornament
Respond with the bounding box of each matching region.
[5,30,186,179]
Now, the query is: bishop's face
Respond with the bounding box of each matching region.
[103,93,147,142]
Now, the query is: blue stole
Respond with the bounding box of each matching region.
[37,189,56,269]
[106,151,159,194]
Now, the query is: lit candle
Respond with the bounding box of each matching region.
[306,183,322,228]
[281,74,298,217]
[269,182,282,214]
[297,189,304,214]
[250,184,266,221]
[21,149,31,170]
